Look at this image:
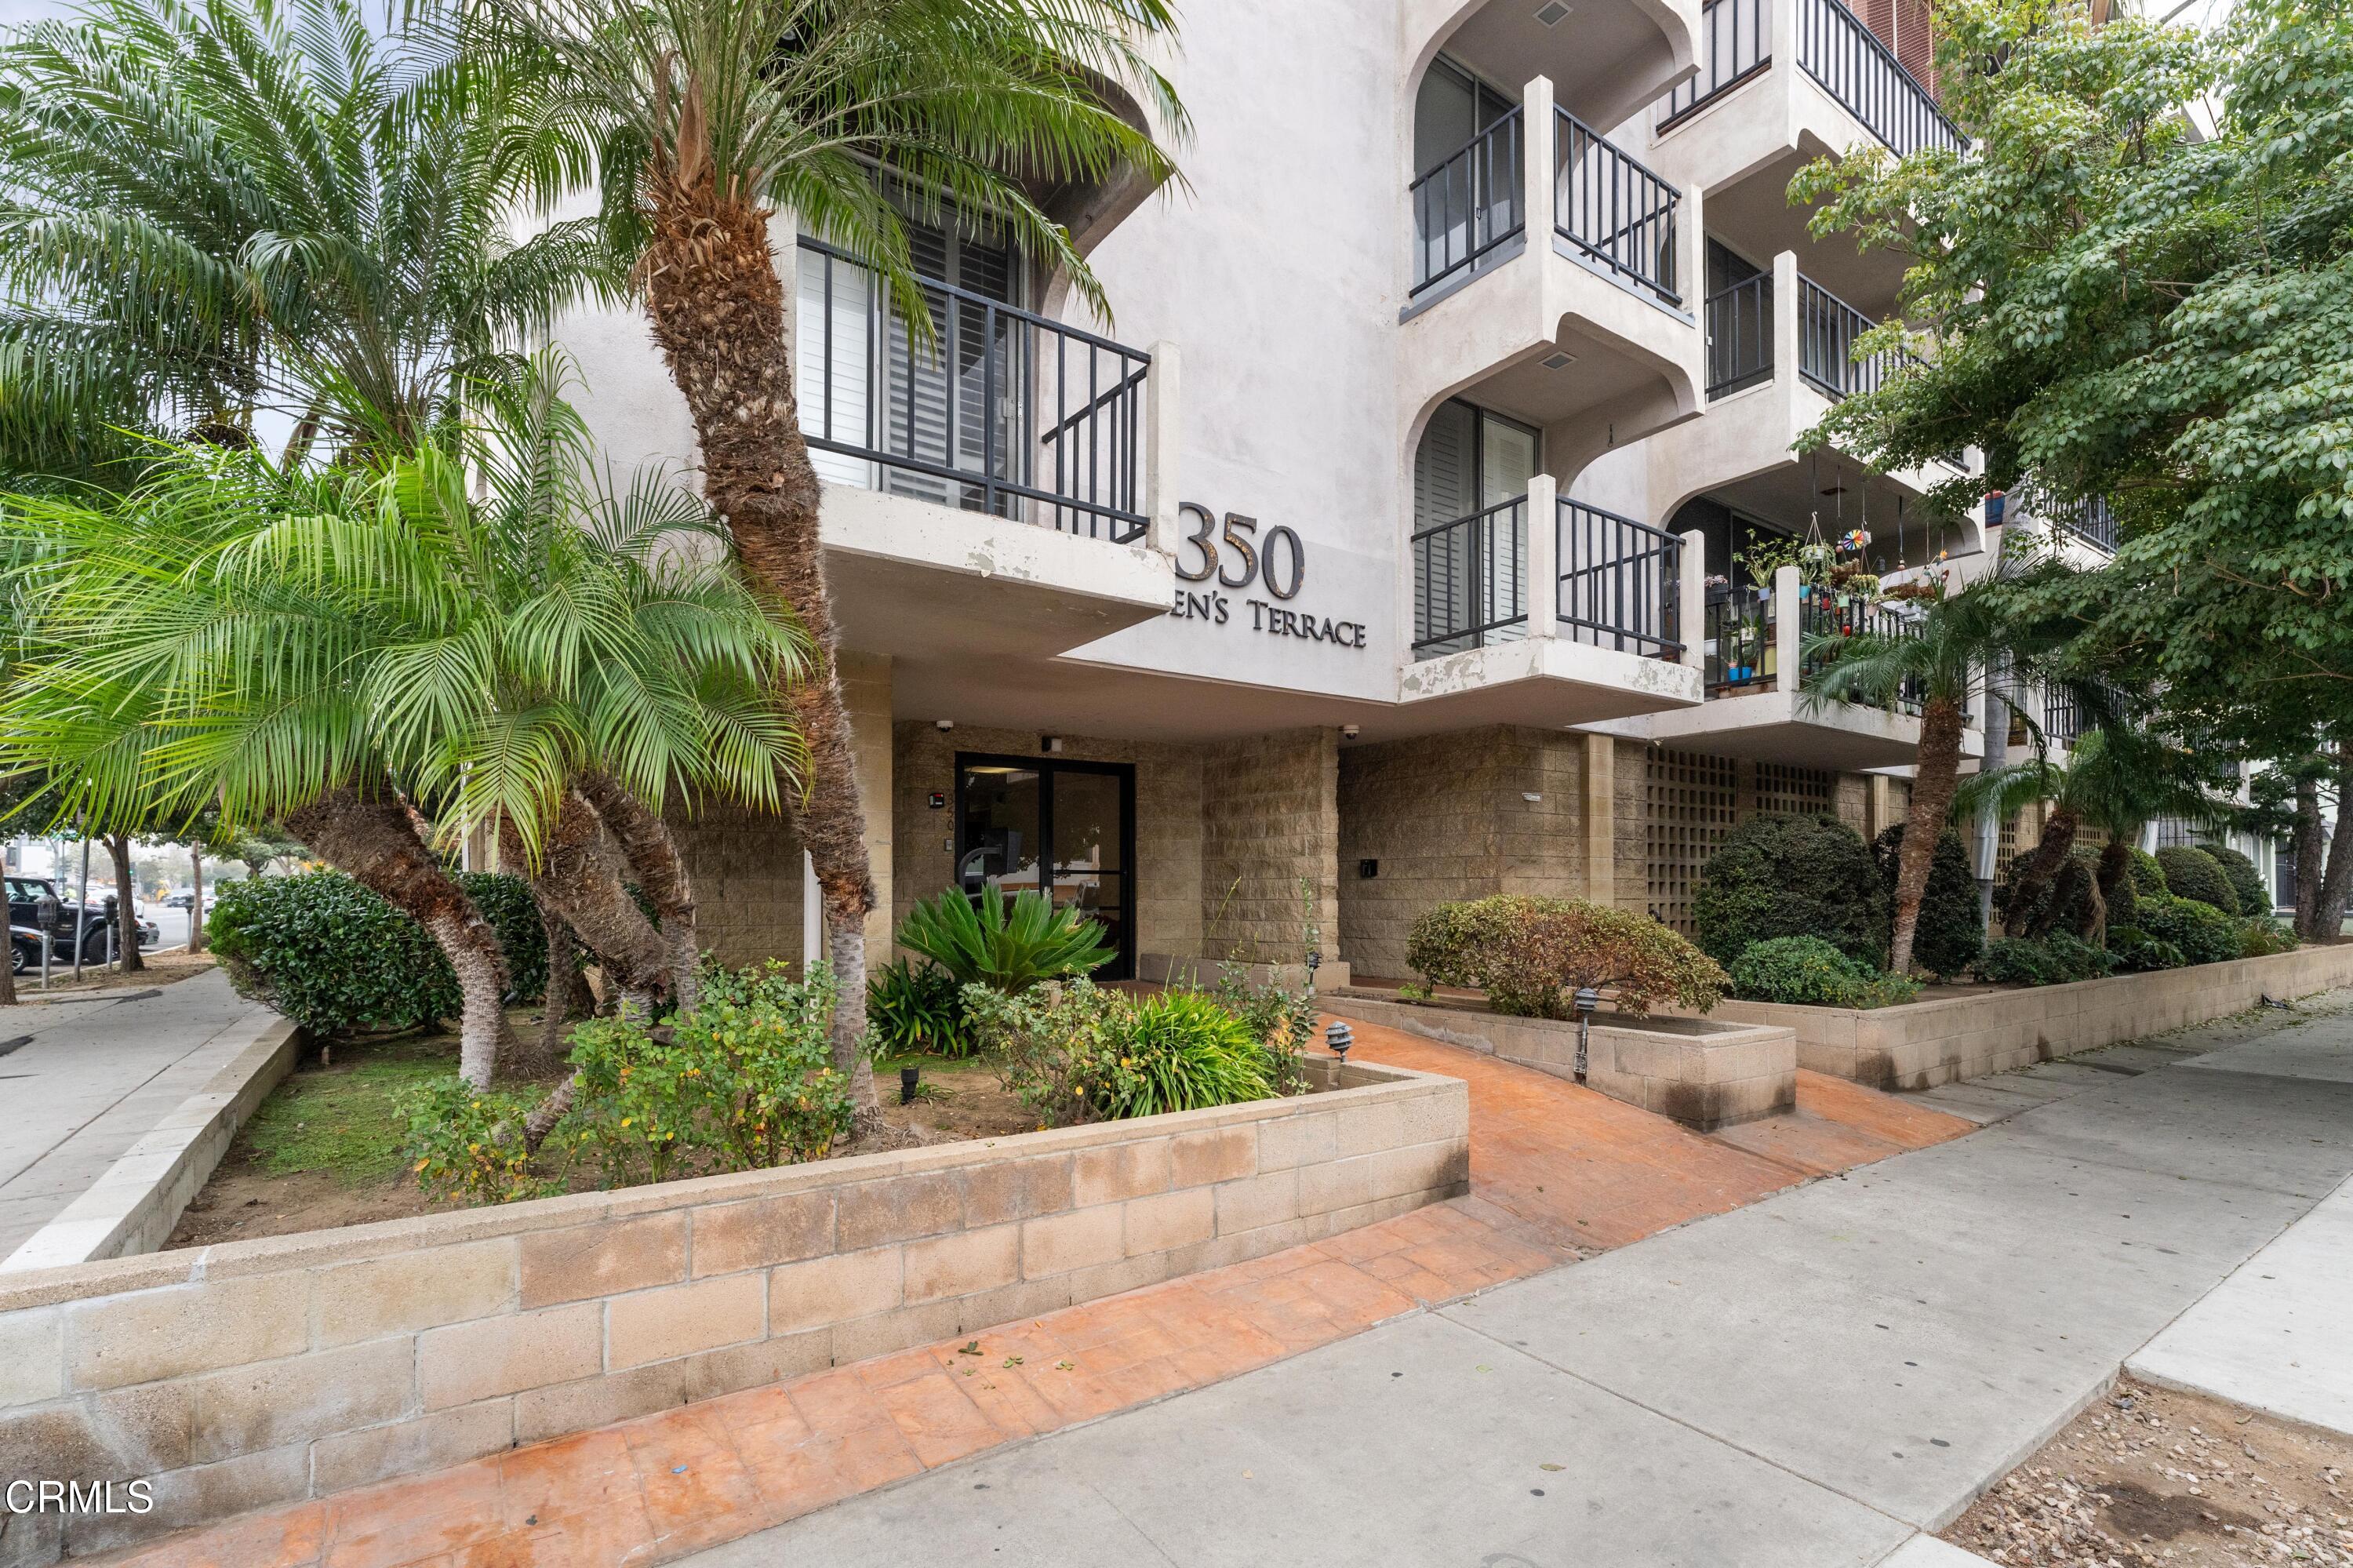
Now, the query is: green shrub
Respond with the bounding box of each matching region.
[1977,931,2115,987]
[209,870,548,1038]
[1213,962,1318,1100]
[2127,846,2168,897]
[2105,926,2186,973]
[2202,846,2271,916]
[1873,824,1984,977]
[2132,892,2241,966]
[1404,894,1726,1018]
[396,1076,564,1206]
[2098,845,2140,929]
[1693,814,1889,969]
[964,980,1279,1128]
[866,958,969,1058]
[2237,915,2299,959]
[1727,935,1920,1008]
[2156,846,2238,915]
[896,885,1115,992]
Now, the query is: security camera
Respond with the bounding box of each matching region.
[935,719,955,732]
[1341,724,1361,740]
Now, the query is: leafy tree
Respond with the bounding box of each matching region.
[483,0,1187,1125]
[1789,0,2353,797]
[0,0,610,465]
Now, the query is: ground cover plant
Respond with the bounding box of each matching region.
[1728,936,1919,1008]
[962,980,1289,1129]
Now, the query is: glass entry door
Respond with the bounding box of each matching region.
[955,755,1133,979]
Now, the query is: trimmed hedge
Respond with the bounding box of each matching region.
[1871,824,1984,978]
[1977,930,2116,987]
[2126,846,2168,898]
[1727,935,1918,1008]
[1407,894,1726,1018]
[1694,814,1889,970]
[2202,845,2271,916]
[2131,891,2241,966]
[209,871,547,1037]
[2156,846,2238,915]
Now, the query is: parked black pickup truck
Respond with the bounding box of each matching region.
[6,875,157,973]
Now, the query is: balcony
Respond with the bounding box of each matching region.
[1637,564,1984,766]
[1402,476,1704,725]
[1631,251,1969,565]
[1402,78,1705,483]
[1403,0,1702,138]
[789,238,1175,665]
[2004,481,2118,560]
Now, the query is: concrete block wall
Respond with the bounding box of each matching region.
[0,1060,1467,1561]
[1199,728,1340,969]
[1717,943,2353,1089]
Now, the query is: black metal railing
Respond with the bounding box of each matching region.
[1797,275,1903,399]
[1558,498,1685,657]
[2043,686,2084,748]
[1795,0,1966,158]
[1706,272,1775,397]
[2012,482,2118,553]
[1704,584,1773,693]
[1798,586,1925,713]
[1660,0,1772,126]
[1413,496,1529,655]
[1410,107,1526,297]
[1555,109,1682,307]
[795,238,1150,543]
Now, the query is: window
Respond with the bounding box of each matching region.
[1413,399,1540,656]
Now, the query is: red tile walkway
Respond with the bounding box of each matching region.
[102,1018,1972,1568]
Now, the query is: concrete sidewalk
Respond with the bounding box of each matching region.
[684,998,2353,1568]
[0,969,265,1257]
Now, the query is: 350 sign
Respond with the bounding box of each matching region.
[1172,503,1304,598]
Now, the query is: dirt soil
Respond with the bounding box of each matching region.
[874,1057,1042,1143]
[1943,1377,2353,1566]
[12,951,219,1000]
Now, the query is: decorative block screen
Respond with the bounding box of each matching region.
[1646,745,1737,934]
[1753,762,1836,819]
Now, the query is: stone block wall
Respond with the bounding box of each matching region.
[0,1060,1467,1562]
[1200,729,1340,969]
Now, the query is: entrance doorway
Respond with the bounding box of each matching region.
[954,755,1135,979]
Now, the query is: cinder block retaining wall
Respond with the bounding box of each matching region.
[0,1058,1467,1561]
[1715,944,2353,1090]
[1324,993,1798,1130]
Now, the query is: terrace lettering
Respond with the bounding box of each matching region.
[1167,502,1368,653]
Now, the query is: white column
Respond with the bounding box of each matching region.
[1144,338,1181,557]
[1527,472,1559,639]
[802,850,823,973]
[1773,249,1802,390]
[1522,76,1556,252]
[1678,528,1707,670]
[1773,562,1802,689]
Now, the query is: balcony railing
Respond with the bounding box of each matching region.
[1798,587,1924,714]
[794,238,1151,544]
[1413,496,1684,660]
[2012,482,2118,554]
[1555,110,1682,307]
[1410,107,1526,297]
[1705,582,1926,714]
[1705,272,1774,396]
[1412,497,1529,655]
[2043,687,2084,748]
[1797,276,1904,399]
[1795,0,1967,157]
[1559,500,1684,657]
[1660,0,1772,127]
[1704,584,1773,693]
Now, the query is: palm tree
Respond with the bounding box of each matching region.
[0,0,609,464]
[1806,574,2086,973]
[1955,727,2232,940]
[0,361,808,1082]
[482,0,1187,1122]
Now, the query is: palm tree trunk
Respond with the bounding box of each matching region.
[2001,806,2080,938]
[518,911,580,1077]
[520,792,669,1009]
[2095,838,2134,920]
[286,785,513,1087]
[107,832,144,972]
[2292,771,2323,938]
[637,177,878,1122]
[576,773,699,1013]
[188,849,206,955]
[2317,744,2353,941]
[1890,697,1968,974]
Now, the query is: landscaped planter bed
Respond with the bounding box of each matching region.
[1714,944,2353,1090]
[0,1055,1465,1560]
[1322,990,1798,1130]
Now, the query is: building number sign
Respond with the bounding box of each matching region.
[1168,502,1367,649]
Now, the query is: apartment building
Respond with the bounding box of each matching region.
[559,0,2141,984]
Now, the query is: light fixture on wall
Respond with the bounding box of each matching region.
[934,719,954,732]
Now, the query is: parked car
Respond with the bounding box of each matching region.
[164,890,218,913]
[4,875,155,971]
